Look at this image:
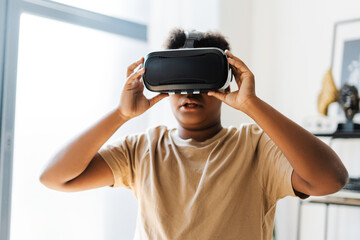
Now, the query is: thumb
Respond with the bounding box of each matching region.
[207,91,227,102]
[149,93,169,108]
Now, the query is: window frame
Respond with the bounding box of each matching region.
[0,0,147,239]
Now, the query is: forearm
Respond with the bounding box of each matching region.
[242,96,348,194]
[40,108,128,186]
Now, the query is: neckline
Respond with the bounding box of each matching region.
[170,127,227,147]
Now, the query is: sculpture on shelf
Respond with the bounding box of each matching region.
[338,84,359,121]
[317,69,360,132]
[317,69,339,116]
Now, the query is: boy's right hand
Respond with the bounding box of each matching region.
[117,57,169,121]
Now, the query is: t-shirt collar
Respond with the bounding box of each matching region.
[170,127,227,147]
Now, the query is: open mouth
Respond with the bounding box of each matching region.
[180,101,203,111]
[183,103,200,107]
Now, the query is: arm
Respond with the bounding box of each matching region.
[40,57,168,192]
[208,50,348,196]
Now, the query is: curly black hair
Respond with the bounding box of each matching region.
[163,28,231,51]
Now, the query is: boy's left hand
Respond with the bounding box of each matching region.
[207,50,256,112]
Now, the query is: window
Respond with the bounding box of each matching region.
[0,1,148,239]
[48,0,149,24]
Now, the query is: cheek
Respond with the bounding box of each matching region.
[207,97,222,110]
[169,95,180,102]
[206,100,222,117]
[169,96,180,112]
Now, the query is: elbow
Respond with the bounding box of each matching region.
[336,167,349,191]
[39,171,47,185]
[39,171,66,192]
[39,171,54,189]
[309,166,349,196]
[324,154,349,194]
[324,166,349,195]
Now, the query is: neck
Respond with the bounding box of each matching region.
[177,122,223,142]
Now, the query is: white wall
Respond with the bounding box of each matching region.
[218,0,256,126]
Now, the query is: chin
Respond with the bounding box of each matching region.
[176,115,206,126]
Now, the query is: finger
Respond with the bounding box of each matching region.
[127,57,144,77]
[227,57,249,73]
[129,67,145,80]
[225,50,240,62]
[228,58,251,88]
[207,91,227,102]
[227,58,243,80]
[228,59,241,77]
[226,51,251,73]
[226,61,243,88]
[149,93,169,108]
[228,58,250,75]
[126,67,145,85]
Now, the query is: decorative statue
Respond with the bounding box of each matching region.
[318,69,360,132]
[317,69,339,115]
[338,84,359,121]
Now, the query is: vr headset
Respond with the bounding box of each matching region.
[142,31,233,94]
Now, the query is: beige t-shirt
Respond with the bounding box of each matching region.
[98,124,299,240]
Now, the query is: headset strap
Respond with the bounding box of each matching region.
[183,31,203,48]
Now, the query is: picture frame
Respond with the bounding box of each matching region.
[330,18,360,123]
[331,18,360,89]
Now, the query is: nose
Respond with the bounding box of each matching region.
[184,93,203,101]
[185,92,206,97]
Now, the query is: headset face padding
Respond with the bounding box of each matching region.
[142,47,233,94]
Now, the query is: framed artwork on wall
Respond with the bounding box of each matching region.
[332,18,360,90]
[330,18,360,125]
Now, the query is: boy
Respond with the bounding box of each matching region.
[40,28,348,239]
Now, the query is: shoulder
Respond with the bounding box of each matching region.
[226,123,264,139]
[240,123,263,136]
[102,125,171,155]
[122,125,171,140]
[141,125,174,146]
[145,125,173,140]
[146,124,171,136]
[112,125,172,143]
[225,123,265,150]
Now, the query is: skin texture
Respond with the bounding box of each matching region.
[168,88,229,142]
[40,52,348,197]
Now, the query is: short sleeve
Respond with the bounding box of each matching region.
[252,126,299,201]
[98,134,141,189]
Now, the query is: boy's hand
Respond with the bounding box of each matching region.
[207,50,256,112]
[209,51,348,197]
[117,57,169,121]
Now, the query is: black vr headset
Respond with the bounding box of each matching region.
[142,31,233,94]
